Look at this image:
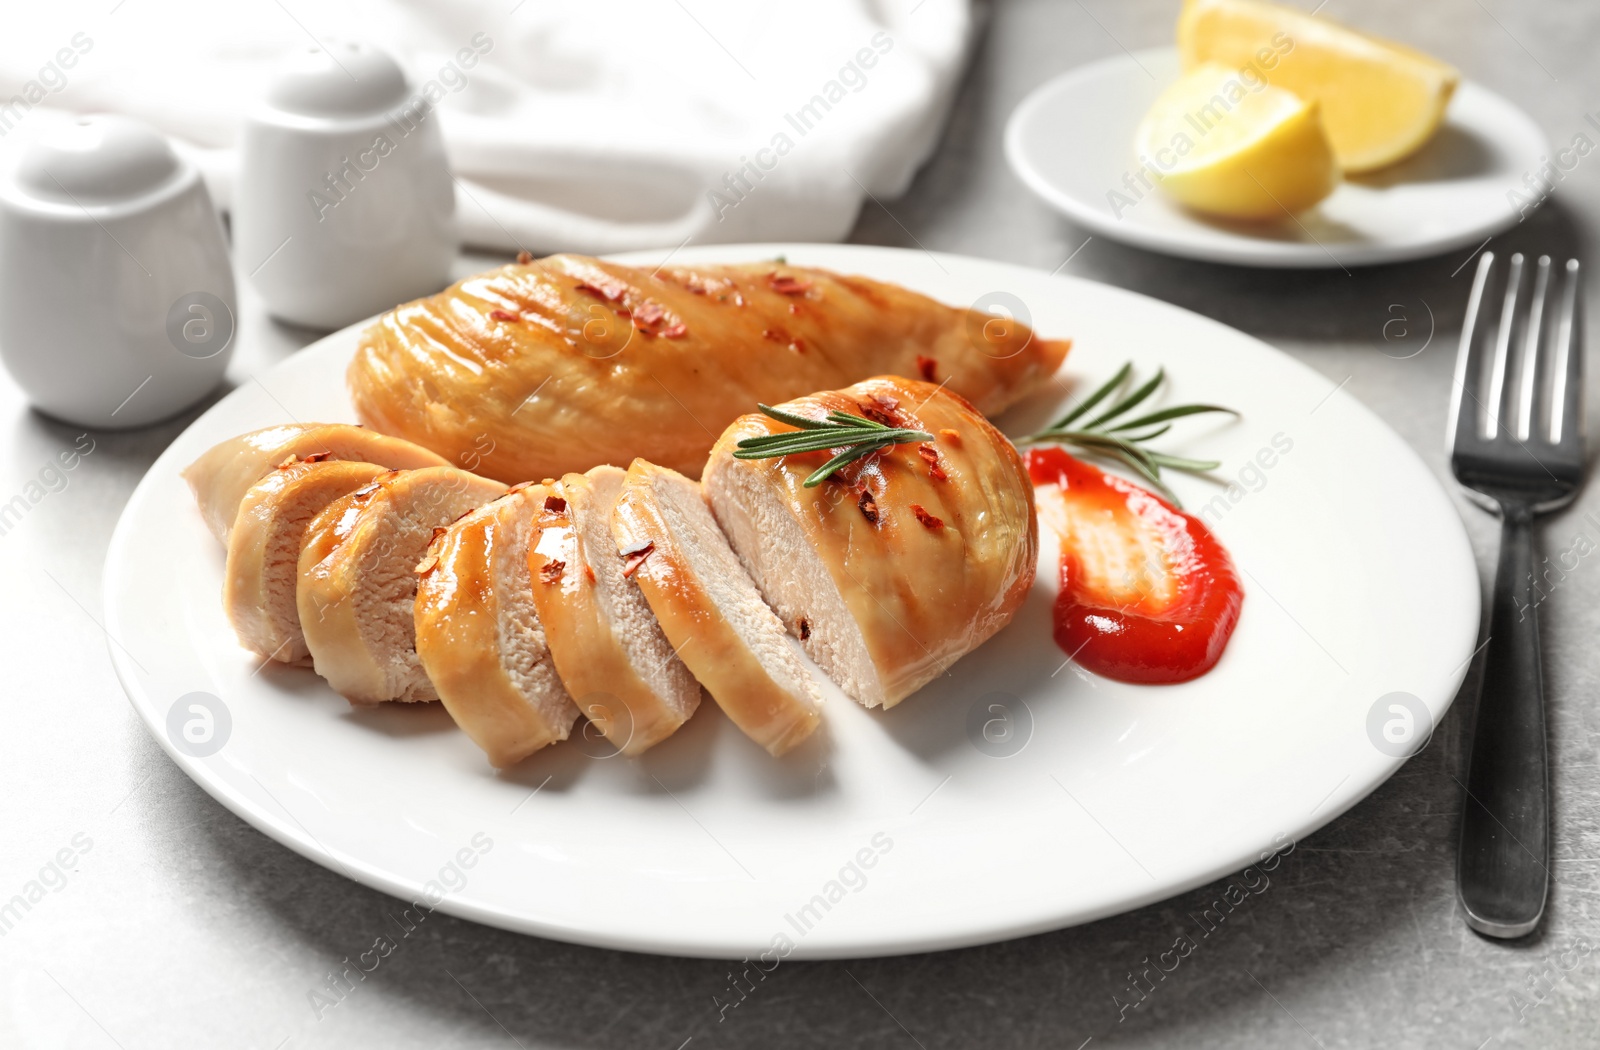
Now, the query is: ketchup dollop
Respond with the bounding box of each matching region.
[1026,447,1243,684]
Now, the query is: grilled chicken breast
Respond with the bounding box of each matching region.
[186,423,450,542]
[612,459,823,756]
[297,467,508,704]
[224,457,389,665]
[526,468,701,756]
[703,376,1037,708]
[414,488,580,767]
[348,254,1070,483]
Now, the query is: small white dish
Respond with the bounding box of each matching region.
[103,245,1481,958]
[0,115,236,428]
[235,42,457,330]
[1005,48,1551,269]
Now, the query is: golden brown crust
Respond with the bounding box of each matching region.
[704,376,1038,707]
[347,254,1069,483]
[414,492,577,768]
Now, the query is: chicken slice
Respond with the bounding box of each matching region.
[297,467,508,704]
[611,459,822,756]
[224,457,389,666]
[185,422,451,543]
[414,488,580,767]
[526,467,701,756]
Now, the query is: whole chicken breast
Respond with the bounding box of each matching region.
[348,254,1070,484]
[703,376,1038,709]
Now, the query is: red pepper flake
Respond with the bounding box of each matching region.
[539,559,565,584]
[798,618,811,640]
[916,355,938,382]
[575,273,629,303]
[910,503,945,530]
[856,487,880,525]
[516,250,533,265]
[857,394,905,429]
[620,541,655,578]
[629,299,684,338]
[489,309,520,322]
[762,327,805,353]
[544,495,568,514]
[767,273,812,296]
[584,564,596,584]
[917,442,949,481]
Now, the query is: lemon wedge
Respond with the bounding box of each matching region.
[1177,0,1459,173]
[1135,62,1338,220]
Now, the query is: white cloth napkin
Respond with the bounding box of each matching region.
[0,0,975,254]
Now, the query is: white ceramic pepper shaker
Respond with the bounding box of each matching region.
[235,41,458,330]
[0,115,237,429]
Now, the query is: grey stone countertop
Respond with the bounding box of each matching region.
[3,0,1599,1046]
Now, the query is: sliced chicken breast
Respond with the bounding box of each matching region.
[415,488,580,767]
[611,459,822,756]
[703,376,1038,709]
[297,467,508,704]
[185,422,451,543]
[526,467,701,756]
[224,456,389,665]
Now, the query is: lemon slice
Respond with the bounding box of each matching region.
[1135,62,1338,220]
[1178,0,1459,173]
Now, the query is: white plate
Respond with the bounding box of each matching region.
[104,244,1479,958]
[1005,48,1550,268]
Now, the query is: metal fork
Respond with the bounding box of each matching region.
[1449,251,1585,939]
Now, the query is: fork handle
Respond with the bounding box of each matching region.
[1457,506,1549,938]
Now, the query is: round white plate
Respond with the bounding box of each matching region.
[1006,47,1550,268]
[105,244,1479,958]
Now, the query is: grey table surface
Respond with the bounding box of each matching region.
[5,0,1600,1047]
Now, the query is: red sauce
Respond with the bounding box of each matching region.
[1026,447,1242,684]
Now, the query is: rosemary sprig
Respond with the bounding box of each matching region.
[733,404,932,487]
[1019,363,1238,506]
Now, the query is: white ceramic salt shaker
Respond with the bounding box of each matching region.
[0,115,237,429]
[236,42,458,330]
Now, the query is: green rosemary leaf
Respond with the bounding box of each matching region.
[1063,432,1164,477]
[755,403,830,430]
[802,443,883,487]
[825,410,890,430]
[737,403,932,481]
[1046,362,1131,430]
[1147,452,1222,472]
[1020,362,1238,508]
[1116,423,1172,443]
[1107,403,1239,431]
[1084,367,1165,429]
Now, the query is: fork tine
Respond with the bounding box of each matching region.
[1486,253,1525,439]
[1450,252,1497,450]
[1515,255,1552,442]
[1549,258,1584,447]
